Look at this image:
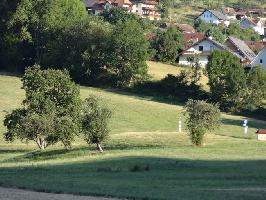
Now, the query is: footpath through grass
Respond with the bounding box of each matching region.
[0,74,266,200]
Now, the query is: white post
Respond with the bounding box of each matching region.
[178,117,182,133]
[243,119,248,136]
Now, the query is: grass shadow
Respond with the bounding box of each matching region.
[0,156,266,200]
[1,143,164,163]
[101,88,186,107]
[0,149,30,154]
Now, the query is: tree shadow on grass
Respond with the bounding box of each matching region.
[0,156,266,200]
[0,149,30,154]
[1,143,164,163]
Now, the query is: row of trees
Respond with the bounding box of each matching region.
[0,1,151,87]
[4,66,111,152]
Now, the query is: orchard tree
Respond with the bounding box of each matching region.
[108,19,150,87]
[4,65,82,149]
[81,96,112,153]
[185,99,221,146]
[206,50,246,112]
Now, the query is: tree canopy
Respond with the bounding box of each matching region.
[81,96,112,152]
[107,19,150,87]
[206,50,246,112]
[6,0,87,67]
[152,26,184,63]
[185,99,221,146]
[4,65,82,149]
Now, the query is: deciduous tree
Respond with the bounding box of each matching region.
[107,19,150,87]
[81,96,112,153]
[4,65,82,149]
[206,50,246,112]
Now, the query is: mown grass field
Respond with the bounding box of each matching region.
[0,70,266,200]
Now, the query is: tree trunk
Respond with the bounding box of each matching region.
[96,143,103,153]
[36,138,46,150]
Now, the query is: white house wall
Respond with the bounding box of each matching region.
[198,10,219,24]
[179,55,209,67]
[186,40,223,52]
[178,39,225,67]
[251,47,266,70]
[254,26,265,35]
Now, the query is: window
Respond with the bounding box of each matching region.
[260,59,263,63]
[199,46,204,51]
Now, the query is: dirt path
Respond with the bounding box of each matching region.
[0,187,122,200]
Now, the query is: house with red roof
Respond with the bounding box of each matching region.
[183,32,205,49]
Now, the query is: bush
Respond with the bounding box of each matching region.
[184,100,221,146]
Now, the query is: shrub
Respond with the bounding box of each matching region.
[184,99,221,146]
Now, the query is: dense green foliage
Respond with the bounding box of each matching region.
[0,0,21,71]
[185,99,221,146]
[44,17,111,85]
[107,20,150,87]
[1,0,151,87]
[195,21,226,43]
[81,96,112,152]
[207,51,266,112]
[6,0,87,69]
[228,23,260,41]
[206,51,246,112]
[245,65,266,110]
[4,65,82,149]
[152,26,184,63]
[101,7,138,24]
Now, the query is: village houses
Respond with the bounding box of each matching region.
[83,0,161,20]
[178,36,256,67]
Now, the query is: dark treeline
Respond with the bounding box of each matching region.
[0,0,152,88]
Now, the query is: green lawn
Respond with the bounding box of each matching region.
[0,74,266,200]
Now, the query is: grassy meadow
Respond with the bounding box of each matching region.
[0,63,266,200]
